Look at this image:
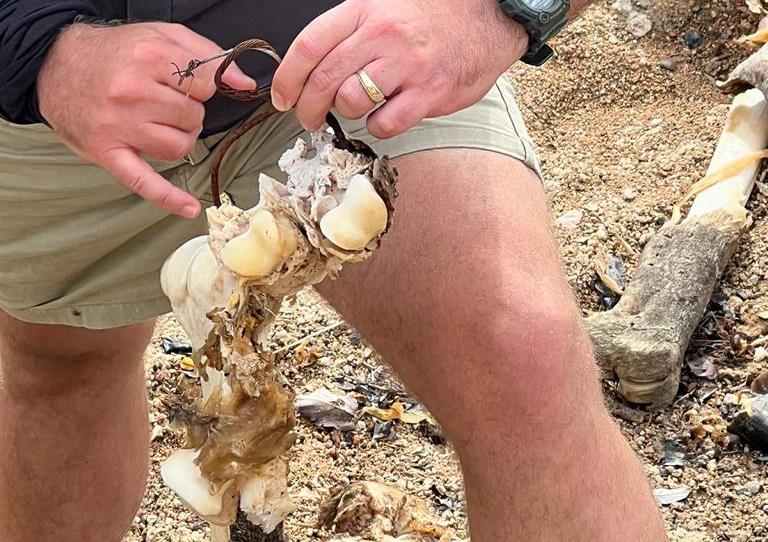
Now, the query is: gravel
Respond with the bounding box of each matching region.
[126,1,768,540]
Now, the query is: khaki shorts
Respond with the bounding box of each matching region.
[0,77,540,329]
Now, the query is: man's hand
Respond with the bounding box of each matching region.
[37,22,254,219]
[271,0,529,139]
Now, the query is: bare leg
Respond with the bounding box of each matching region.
[0,315,153,542]
[318,149,667,542]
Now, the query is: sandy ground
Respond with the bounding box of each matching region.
[126,1,768,541]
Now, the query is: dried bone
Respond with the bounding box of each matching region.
[319,481,463,542]
[721,44,768,98]
[586,89,768,407]
[160,131,397,538]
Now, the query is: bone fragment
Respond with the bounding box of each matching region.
[220,210,299,278]
[160,449,239,525]
[586,89,768,407]
[722,44,768,99]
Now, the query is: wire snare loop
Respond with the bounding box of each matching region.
[176,38,378,207]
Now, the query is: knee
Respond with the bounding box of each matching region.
[0,314,154,398]
[427,292,605,449]
[472,292,600,409]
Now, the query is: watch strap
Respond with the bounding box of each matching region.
[521,44,554,66]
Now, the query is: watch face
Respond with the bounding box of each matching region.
[526,0,560,12]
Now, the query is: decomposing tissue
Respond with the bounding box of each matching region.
[159,131,397,534]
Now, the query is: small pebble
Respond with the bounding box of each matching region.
[556,209,583,230]
[754,347,768,363]
[626,12,652,37]
[659,58,678,72]
[683,30,703,50]
[611,0,633,15]
[746,480,762,496]
[150,425,165,442]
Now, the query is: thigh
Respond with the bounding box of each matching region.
[317,146,569,345]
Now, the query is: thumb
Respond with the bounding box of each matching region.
[100,147,201,219]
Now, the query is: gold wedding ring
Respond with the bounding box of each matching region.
[356,69,386,104]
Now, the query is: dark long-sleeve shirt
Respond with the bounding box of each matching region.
[0,0,341,135]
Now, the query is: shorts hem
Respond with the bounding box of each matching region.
[374,127,543,180]
[5,298,172,329]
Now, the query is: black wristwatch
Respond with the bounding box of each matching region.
[498,0,571,66]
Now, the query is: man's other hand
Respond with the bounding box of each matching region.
[271,0,530,139]
[37,22,254,219]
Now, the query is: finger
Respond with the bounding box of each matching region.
[366,90,429,140]
[271,1,360,111]
[156,98,205,134]
[161,51,217,101]
[293,32,379,130]
[127,123,198,162]
[99,147,201,218]
[131,84,206,133]
[334,58,400,120]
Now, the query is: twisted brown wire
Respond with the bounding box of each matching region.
[214,39,282,101]
[209,40,281,206]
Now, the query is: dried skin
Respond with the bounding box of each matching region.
[193,374,296,488]
[191,134,397,486]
